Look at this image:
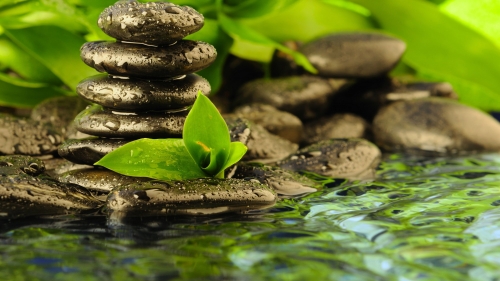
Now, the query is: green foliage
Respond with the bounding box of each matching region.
[95,92,247,180]
[1,0,500,111]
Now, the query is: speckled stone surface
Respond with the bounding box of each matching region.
[302,113,370,145]
[80,40,216,78]
[373,98,500,154]
[300,33,406,78]
[77,74,210,111]
[58,168,149,193]
[58,137,131,165]
[279,138,381,180]
[98,1,204,45]
[74,104,187,138]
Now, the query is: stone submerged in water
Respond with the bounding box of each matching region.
[279,138,381,180]
[302,113,370,145]
[373,97,500,154]
[106,178,277,216]
[77,74,210,111]
[300,33,406,78]
[231,163,318,196]
[0,114,62,155]
[231,104,303,144]
[80,40,217,78]
[0,156,102,218]
[58,137,131,165]
[74,104,187,138]
[98,1,204,46]
[235,76,347,120]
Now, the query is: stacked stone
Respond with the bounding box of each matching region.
[59,0,216,166]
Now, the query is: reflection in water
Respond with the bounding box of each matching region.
[3,153,500,280]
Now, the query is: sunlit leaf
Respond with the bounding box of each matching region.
[4,26,98,90]
[222,0,298,19]
[351,0,500,111]
[183,92,230,176]
[95,138,207,181]
[215,141,248,178]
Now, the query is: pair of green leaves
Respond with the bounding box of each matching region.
[95,92,247,181]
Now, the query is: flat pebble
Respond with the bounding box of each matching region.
[58,137,131,165]
[303,113,370,145]
[244,123,298,164]
[58,168,148,193]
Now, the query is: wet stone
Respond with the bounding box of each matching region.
[77,74,210,111]
[0,114,62,155]
[30,96,90,138]
[74,104,187,138]
[232,104,303,144]
[300,33,406,78]
[235,76,347,120]
[373,97,500,154]
[58,168,148,193]
[244,123,298,164]
[231,163,318,196]
[302,113,370,145]
[278,138,382,180]
[98,1,204,46]
[58,137,131,165]
[81,40,217,78]
[0,156,102,219]
[224,116,251,145]
[106,178,277,216]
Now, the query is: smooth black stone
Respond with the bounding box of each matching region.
[235,76,347,120]
[98,1,204,46]
[373,98,500,153]
[31,96,90,138]
[58,168,149,193]
[74,104,186,138]
[300,33,406,78]
[81,40,217,78]
[106,178,277,216]
[232,163,318,196]
[0,114,62,155]
[302,113,370,145]
[77,74,210,111]
[278,138,381,180]
[0,156,102,219]
[243,123,298,164]
[58,137,131,165]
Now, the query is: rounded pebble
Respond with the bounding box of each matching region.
[58,137,131,165]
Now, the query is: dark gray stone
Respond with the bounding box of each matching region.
[235,76,347,120]
[98,1,204,46]
[303,113,370,145]
[74,104,187,138]
[224,116,251,145]
[373,98,500,154]
[30,96,90,138]
[300,33,406,78]
[106,178,277,216]
[81,40,217,78]
[279,138,381,180]
[232,104,303,143]
[0,114,62,155]
[77,74,210,111]
[58,168,148,193]
[244,123,298,164]
[231,163,318,196]
[58,137,131,165]
[0,156,102,218]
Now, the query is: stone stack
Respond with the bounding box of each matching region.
[58,0,216,166]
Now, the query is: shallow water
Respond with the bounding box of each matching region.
[3,153,500,280]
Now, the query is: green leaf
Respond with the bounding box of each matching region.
[218,12,317,73]
[95,138,207,181]
[183,92,230,176]
[4,26,98,90]
[215,141,248,178]
[0,73,68,108]
[186,19,233,93]
[222,0,298,19]
[350,0,500,111]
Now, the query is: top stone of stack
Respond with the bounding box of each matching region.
[98,0,204,46]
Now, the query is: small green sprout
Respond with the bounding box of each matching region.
[95,92,247,180]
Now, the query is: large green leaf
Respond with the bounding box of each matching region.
[95,138,207,181]
[350,0,500,111]
[4,26,98,90]
[0,73,67,108]
[222,0,298,19]
[186,19,233,93]
[183,93,230,176]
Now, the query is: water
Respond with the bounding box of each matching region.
[3,153,500,280]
